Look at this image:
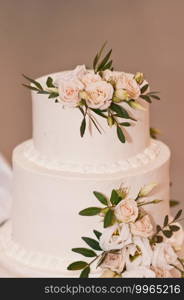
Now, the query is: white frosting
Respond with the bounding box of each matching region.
[23,139,160,173]
[32,72,150,165]
[11,141,170,260]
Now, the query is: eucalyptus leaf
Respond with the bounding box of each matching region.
[110,103,132,119]
[141,84,149,94]
[93,41,107,70]
[169,225,180,232]
[119,122,131,127]
[104,209,115,228]
[72,248,97,257]
[22,74,43,90]
[174,209,182,221]
[79,207,101,216]
[48,92,59,98]
[164,215,169,227]
[110,189,121,205]
[82,237,102,251]
[91,108,107,118]
[97,49,112,72]
[140,95,152,103]
[169,200,179,207]
[150,94,160,100]
[46,76,55,88]
[93,191,108,205]
[93,230,102,240]
[80,266,90,278]
[67,261,88,270]
[80,117,86,137]
[101,59,113,71]
[163,230,173,238]
[117,125,125,143]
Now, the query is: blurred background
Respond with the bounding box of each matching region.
[0,0,183,212]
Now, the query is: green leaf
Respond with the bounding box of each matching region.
[117,125,125,143]
[163,230,173,238]
[93,230,102,240]
[140,95,152,103]
[156,225,162,233]
[170,200,179,207]
[37,90,50,94]
[104,209,115,228]
[174,209,182,221]
[155,235,163,243]
[119,122,131,127]
[22,84,40,92]
[91,108,107,118]
[48,92,59,98]
[93,41,107,70]
[150,94,160,100]
[141,84,149,94]
[97,49,112,72]
[93,191,108,205]
[110,103,135,120]
[80,266,90,278]
[67,261,88,270]
[46,76,55,88]
[79,207,101,216]
[82,237,102,251]
[72,248,97,257]
[164,215,169,227]
[169,225,180,232]
[110,189,121,205]
[80,117,86,137]
[101,59,113,71]
[22,74,43,90]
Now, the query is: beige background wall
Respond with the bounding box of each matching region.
[0,0,183,211]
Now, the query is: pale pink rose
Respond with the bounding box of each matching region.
[151,267,172,278]
[130,215,154,238]
[163,219,184,251]
[115,199,138,223]
[116,73,141,100]
[58,79,84,107]
[152,243,178,270]
[122,267,155,278]
[99,223,132,251]
[81,71,101,86]
[85,81,113,109]
[100,250,125,273]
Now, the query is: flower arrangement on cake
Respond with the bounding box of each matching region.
[23,42,160,143]
[67,183,184,278]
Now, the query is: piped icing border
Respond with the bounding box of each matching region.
[0,222,71,272]
[23,140,161,174]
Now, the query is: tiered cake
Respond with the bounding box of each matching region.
[0,46,183,277]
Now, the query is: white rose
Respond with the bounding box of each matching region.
[130,215,154,238]
[72,64,87,79]
[85,81,113,109]
[100,249,125,273]
[125,237,153,270]
[152,243,178,270]
[58,79,84,107]
[99,223,132,251]
[54,65,86,87]
[114,199,138,223]
[163,220,184,251]
[81,71,101,86]
[102,70,122,83]
[122,267,156,278]
[151,267,172,278]
[116,73,141,100]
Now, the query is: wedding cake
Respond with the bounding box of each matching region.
[0,44,183,277]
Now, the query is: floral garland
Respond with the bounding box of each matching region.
[23,43,160,143]
[67,183,184,278]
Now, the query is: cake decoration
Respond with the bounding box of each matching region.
[67,184,184,278]
[23,43,160,143]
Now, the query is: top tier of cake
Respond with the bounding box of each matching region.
[30,71,151,168]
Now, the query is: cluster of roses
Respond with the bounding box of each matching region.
[51,65,144,110]
[68,183,184,278]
